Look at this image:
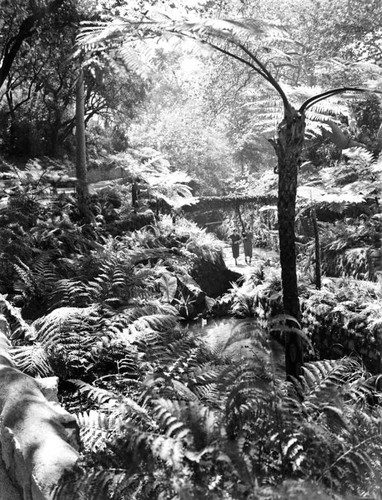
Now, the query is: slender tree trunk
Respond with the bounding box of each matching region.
[311,205,321,289]
[271,107,305,379]
[75,67,91,221]
[235,199,245,231]
[132,179,139,208]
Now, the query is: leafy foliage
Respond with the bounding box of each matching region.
[55,339,382,499]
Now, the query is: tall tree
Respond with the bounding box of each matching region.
[75,66,90,215]
[78,14,378,378]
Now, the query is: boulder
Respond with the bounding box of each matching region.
[190,252,241,298]
[0,323,79,499]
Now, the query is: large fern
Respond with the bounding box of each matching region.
[10,306,100,377]
[291,358,382,494]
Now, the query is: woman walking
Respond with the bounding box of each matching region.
[242,224,254,265]
[229,227,241,266]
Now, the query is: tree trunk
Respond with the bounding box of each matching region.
[75,67,91,221]
[271,107,305,379]
[311,205,321,290]
[235,199,245,231]
[132,179,139,208]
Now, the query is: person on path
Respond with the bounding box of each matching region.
[229,227,241,265]
[242,224,254,265]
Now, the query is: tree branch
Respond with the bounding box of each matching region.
[0,15,38,89]
[0,0,66,90]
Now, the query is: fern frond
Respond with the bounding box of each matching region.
[32,306,100,346]
[173,17,291,46]
[154,399,193,441]
[69,379,120,408]
[128,313,179,335]
[268,314,313,351]
[11,344,53,376]
[301,358,362,394]
[13,253,58,299]
[342,146,375,166]
[77,410,122,452]
[31,252,58,283]
[223,319,269,353]
[49,279,92,309]
[119,41,155,80]
[51,467,130,500]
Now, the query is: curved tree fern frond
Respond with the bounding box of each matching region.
[299,87,381,113]
[77,16,295,110]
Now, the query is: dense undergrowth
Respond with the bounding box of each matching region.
[0,159,382,499]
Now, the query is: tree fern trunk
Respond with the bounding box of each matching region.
[311,205,321,290]
[75,67,91,221]
[271,107,305,379]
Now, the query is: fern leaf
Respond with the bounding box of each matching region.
[77,410,121,452]
[128,313,178,334]
[69,379,120,407]
[151,434,186,469]
[11,344,53,376]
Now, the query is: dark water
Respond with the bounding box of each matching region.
[187,316,285,377]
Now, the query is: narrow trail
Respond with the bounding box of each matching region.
[222,243,279,275]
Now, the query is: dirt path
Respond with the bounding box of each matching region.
[222,243,279,274]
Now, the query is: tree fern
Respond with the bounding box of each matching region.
[247,87,350,140]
